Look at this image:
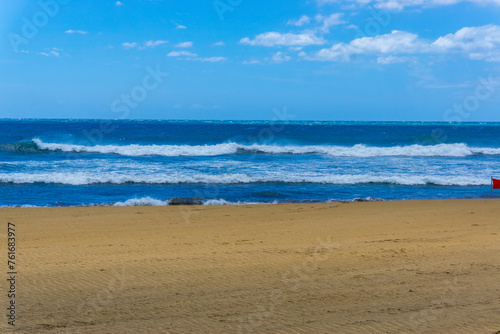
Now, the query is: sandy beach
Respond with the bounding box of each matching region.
[1,199,499,333]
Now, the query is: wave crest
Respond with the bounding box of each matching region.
[27,139,500,157]
[0,172,490,186]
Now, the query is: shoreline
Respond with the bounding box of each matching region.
[1,199,499,333]
[2,195,499,209]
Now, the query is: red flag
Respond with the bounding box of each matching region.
[493,178,500,189]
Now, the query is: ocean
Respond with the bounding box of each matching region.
[1,119,499,207]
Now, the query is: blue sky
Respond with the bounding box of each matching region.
[1,0,500,121]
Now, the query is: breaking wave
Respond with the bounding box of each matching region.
[0,197,387,208]
[8,139,500,157]
[0,172,490,186]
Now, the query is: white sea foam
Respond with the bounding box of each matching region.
[112,197,271,207]
[0,172,490,186]
[202,199,270,205]
[202,199,236,205]
[326,197,385,202]
[113,197,171,206]
[33,138,241,157]
[0,199,270,207]
[32,138,500,157]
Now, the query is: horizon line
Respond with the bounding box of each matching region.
[2,118,500,124]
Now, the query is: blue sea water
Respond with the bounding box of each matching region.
[1,119,500,207]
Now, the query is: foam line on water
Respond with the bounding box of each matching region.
[30,138,500,157]
[0,172,490,186]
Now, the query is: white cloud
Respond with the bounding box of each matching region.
[175,41,194,48]
[316,0,339,4]
[377,55,410,64]
[122,42,138,49]
[176,24,187,30]
[349,30,424,54]
[318,0,500,11]
[213,41,225,46]
[469,52,500,62]
[315,13,346,33]
[432,24,500,52]
[38,49,60,57]
[378,0,500,10]
[310,45,350,61]
[240,32,326,47]
[287,15,311,26]
[432,25,500,61]
[167,51,227,62]
[115,1,123,5]
[143,40,168,48]
[307,24,500,62]
[309,30,426,61]
[243,60,261,64]
[65,30,87,34]
[315,0,370,7]
[167,51,197,57]
[374,1,403,10]
[195,57,227,62]
[272,52,292,63]
[123,40,168,50]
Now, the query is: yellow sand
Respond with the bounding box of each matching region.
[0,199,499,333]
